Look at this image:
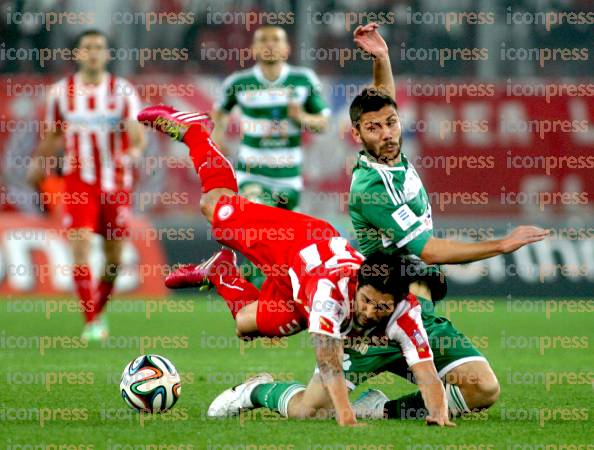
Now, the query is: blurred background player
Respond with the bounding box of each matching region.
[26,29,146,341]
[211,25,330,287]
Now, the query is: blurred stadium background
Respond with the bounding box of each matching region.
[0,0,593,300]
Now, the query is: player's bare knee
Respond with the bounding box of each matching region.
[235,307,258,337]
[70,243,90,265]
[200,188,236,222]
[475,374,500,407]
[462,371,500,409]
[105,251,122,270]
[287,392,324,419]
[199,194,217,222]
[285,391,306,418]
[235,325,249,339]
[71,250,88,266]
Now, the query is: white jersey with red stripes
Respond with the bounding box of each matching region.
[290,237,433,367]
[45,72,142,192]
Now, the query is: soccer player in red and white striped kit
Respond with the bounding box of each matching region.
[28,30,146,340]
[137,104,455,427]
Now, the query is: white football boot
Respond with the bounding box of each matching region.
[93,314,109,340]
[207,372,274,418]
[80,317,108,342]
[352,389,389,419]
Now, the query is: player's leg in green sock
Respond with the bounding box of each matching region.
[384,384,471,419]
[250,382,306,417]
[384,391,427,420]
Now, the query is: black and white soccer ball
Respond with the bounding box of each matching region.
[120,354,181,413]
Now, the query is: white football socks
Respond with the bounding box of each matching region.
[445,383,471,417]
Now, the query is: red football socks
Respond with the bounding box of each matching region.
[183,125,238,193]
[94,278,115,316]
[208,264,259,319]
[73,265,95,322]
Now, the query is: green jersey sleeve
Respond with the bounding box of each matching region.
[215,74,238,113]
[302,69,330,115]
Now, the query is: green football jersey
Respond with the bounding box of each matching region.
[215,63,330,192]
[349,150,433,257]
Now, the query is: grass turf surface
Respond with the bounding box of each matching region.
[0,295,592,449]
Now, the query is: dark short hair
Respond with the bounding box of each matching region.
[357,251,411,300]
[349,87,398,127]
[73,29,108,49]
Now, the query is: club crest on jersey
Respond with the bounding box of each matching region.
[217,205,234,221]
[319,316,334,334]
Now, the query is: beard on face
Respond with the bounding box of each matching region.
[361,134,402,164]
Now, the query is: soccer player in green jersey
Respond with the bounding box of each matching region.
[342,23,550,420]
[212,25,330,210]
[212,25,330,286]
[349,23,547,272]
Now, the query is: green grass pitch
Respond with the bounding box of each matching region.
[1,295,592,449]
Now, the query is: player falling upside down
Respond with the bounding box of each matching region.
[138,104,547,426]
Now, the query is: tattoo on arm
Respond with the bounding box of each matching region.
[312,333,343,384]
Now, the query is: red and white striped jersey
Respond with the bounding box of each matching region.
[386,294,433,366]
[45,72,142,192]
[290,237,433,367]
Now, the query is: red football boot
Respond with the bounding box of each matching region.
[165,248,239,290]
[137,105,214,141]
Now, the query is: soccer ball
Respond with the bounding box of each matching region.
[120,354,181,413]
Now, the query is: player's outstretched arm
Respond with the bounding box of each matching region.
[420,226,550,265]
[353,23,395,100]
[311,333,358,426]
[410,361,455,427]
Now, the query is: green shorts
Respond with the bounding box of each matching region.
[342,297,486,389]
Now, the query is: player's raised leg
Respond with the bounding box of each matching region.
[138,105,309,338]
[138,105,236,220]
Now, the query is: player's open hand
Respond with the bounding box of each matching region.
[426,414,456,427]
[501,226,550,253]
[336,408,366,427]
[353,23,388,59]
[337,416,367,427]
